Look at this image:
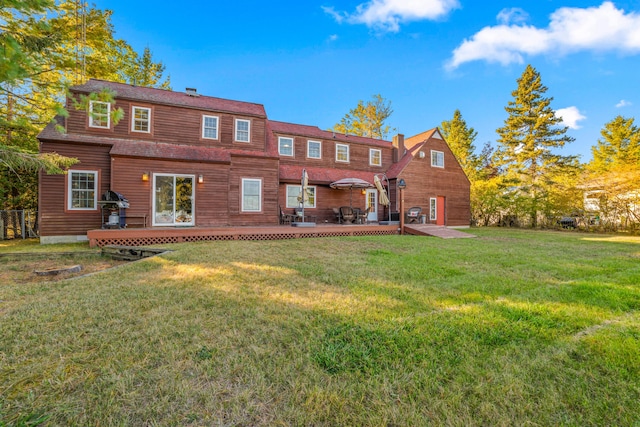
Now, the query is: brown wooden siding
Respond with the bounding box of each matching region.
[228,155,280,226]
[39,141,112,236]
[279,184,375,224]
[276,133,393,172]
[110,157,232,227]
[397,136,470,226]
[65,95,267,153]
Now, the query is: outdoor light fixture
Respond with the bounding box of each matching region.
[361,189,366,195]
[198,174,204,184]
[142,172,149,182]
[398,178,406,189]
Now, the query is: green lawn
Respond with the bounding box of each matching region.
[1,228,639,426]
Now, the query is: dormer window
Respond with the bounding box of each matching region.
[336,143,349,163]
[202,115,219,140]
[89,101,110,128]
[131,106,151,133]
[369,148,381,166]
[279,137,294,156]
[235,119,250,142]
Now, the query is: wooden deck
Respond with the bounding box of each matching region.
[87,223,401,247]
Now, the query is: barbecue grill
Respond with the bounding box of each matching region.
[98,191,129,228]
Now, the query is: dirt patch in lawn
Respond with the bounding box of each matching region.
[0,253,126,284]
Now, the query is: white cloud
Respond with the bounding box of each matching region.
[556,107,587,129]
[324,0,460,33]
[616,99,632,107]
[497,8,529,25]
[448,2,640,69]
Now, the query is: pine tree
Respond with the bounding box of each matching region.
[440,109,480,179]
[495,64,578,227]
[590,115,640,171]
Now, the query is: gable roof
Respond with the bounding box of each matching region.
[385,128,438,178]
[70,79,267,118]
[269,120,392,148]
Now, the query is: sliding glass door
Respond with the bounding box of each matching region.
[153,174,194,226]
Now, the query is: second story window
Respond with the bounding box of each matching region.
[202,115,219,140]
[431,150,445,168]
[307,140,321,159]
[89,101,110,129]
[369,148,382,166]
[131,106,151,133]
[279,137,294,156]
[235,119,250,142]
[336,143,349,163]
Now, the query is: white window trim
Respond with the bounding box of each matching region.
[202,115,219,140]
[336,143,350,163]
[67,169,98,210]
[307,140,322,159]
[89,100,110,129]
[241,178,262,212]
[279,136,294,156]
[285,184,317,208]
[369,148,382,166]
[235,118,251,143]
[131,106,151,133]
[430,198,437,221]
[431,150,445,168]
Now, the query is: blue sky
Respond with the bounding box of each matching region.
[92,0,640,161]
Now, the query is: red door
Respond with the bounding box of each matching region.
[436,196,445,225]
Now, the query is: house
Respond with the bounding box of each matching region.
[38,79,470,243]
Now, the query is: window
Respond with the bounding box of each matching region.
[279,137,294,156]
[89,101,110,128]
[68,170,98,210]
[131,106,151,133]
[235,119,251,142]
[431,150,444,168]
[336,143,349,163]
[286,185,316,208]
[202,115,219,139]
[307,140,321,159]
[430,198,437,220]
[369,148,382,166]
[241,178,261,212]
[152,174,194,226]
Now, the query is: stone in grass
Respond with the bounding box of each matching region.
[34,265,82,276]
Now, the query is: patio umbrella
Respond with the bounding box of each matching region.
[374,175,390,206]
[298,169,309,221]
[329,177,374,208]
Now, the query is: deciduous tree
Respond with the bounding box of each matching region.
[332,94,394,139]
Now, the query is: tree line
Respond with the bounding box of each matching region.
[1,0,169,211]
[333,65,640,232]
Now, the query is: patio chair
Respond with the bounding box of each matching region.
[333,207,342,224]
[356,207,371,224]
[340,206,354,224]
[280,206,293,225]
[405,206,422,223]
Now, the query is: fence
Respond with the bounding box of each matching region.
[0,210,38,240]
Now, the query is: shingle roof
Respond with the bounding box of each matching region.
[280,165,380,185]
[110,140,231,164]
[71,79,267,118]
[385,128,437,179]
[269,120,392,148]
